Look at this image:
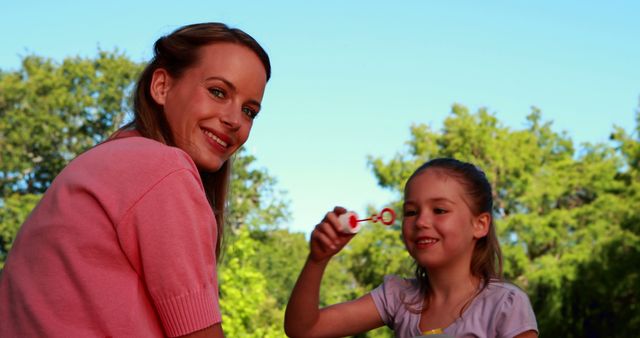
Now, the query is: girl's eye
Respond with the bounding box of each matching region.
[209,88,225,98]
[403,210,417,217]
[434,208,448,214]
[242,107,258,119]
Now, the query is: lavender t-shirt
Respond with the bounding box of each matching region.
[370,275,538,338]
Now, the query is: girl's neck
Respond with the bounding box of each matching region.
[417,264,482,332]
[427,265,480,302]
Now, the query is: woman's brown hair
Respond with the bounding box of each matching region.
[119,22,271,259]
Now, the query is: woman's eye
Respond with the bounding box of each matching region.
[242,107,258,119]
[209,88,225,98]
[434,208,448,214]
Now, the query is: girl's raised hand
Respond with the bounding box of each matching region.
[309,206,355,263]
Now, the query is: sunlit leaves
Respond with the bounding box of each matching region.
[367,103,640,337]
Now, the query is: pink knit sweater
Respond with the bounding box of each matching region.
[0,134,221,337]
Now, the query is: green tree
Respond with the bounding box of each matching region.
[561,107,640,336]
[367,104,640,337]
[0,52,140,196]
[246,227,372,336]
[0,193,40,264]
[249,228,307,306]
[218,227,284,337]
[228,150,290,232]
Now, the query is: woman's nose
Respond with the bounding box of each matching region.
[220,104,241,130]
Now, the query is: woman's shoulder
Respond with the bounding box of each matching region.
[57,134,200,198]
[83,135,196,173]
[100,135,189,160]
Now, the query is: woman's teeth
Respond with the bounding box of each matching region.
[203,130,228,147]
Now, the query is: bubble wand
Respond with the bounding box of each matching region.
[338,207,396,234]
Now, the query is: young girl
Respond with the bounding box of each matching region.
[0,23,270,337]
[285,158,538,338]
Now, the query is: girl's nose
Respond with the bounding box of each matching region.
[415,212,432,229]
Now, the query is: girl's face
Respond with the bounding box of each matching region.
[402,169,489,271]
[151,43,267,172]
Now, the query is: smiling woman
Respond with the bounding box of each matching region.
[0,23,271,338]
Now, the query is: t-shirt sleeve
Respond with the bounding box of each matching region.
[496,287,538,338]
[370,275,404,328]
[116,168,220,337]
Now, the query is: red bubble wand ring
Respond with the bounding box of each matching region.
[339,208,396,234]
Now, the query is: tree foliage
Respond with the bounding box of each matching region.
[0,52,140,196]
[228,150,290,232]
[367,103,640,337]
[218,227,283,337]
[2,51,638,337]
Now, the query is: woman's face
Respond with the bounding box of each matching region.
[151,42,267,172]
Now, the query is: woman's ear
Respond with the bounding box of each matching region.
[150,68,172,105]
[472,212,491,239]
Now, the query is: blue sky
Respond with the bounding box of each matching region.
[2,1,639,236]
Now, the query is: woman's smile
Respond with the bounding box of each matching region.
[201,127,231,153]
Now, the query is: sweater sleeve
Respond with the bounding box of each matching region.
[115,168,220,337]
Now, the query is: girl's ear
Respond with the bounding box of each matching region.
[472,212,491,239]
[150,68,172,105]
